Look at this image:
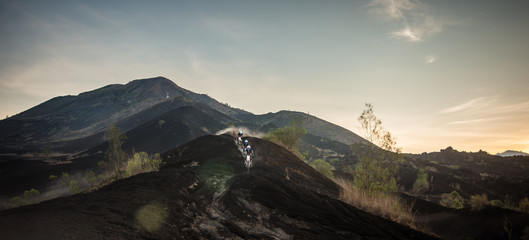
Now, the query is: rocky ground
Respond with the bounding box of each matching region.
[0,135,435,239]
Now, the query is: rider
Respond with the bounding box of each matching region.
[243,139,249,149]
[237,130,243,144]
[245,145,254,157]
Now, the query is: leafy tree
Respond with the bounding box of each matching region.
[105,122,127,175]
[353,103,400,195]
[263,117,306,152]
[310,159,334,179]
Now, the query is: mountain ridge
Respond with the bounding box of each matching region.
[496,150,529,157]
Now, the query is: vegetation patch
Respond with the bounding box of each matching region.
[309,159,334,180]
[470,193,489,211]
[335,178,416,229]
[198,158,235,195]
[440,191,464,209]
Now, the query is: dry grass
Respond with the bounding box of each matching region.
[470,193,489,211]
[334,177,417,230]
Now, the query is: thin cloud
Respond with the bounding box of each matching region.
[440,97,489,113]
[368,0,415,20]
[392,27,421,42]
[448,118,487,125]
[368,0,445,42]
[425,54,438,63]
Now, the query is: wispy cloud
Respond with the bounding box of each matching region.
[448,118,487,125]
[440,97,490,113]
[368,0,445,42]
[425,54,438,63]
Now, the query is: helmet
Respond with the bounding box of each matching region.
[239,130,243,134]
[247,145,251,149]
[245,140,248,143]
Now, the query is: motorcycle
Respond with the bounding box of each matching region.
[244,154,252,169]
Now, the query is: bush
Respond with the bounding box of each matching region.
[519,198,529,213]
[470,193,489,211]
[60,172,82,194]
[123,152,164,178]
[85,170,98,188]
[310,159,334,180]
[3,188,40,209]
[23,189,40,205]
[412,169,429,194]
[353,153,398,195]
[440,191,464,209]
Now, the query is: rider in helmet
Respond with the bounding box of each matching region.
[243,139,249,149]
[237,130,243,138]
[245,145,254,156]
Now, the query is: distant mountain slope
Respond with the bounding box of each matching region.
[0,135,435,239]
[82,106,231,155]
[496,150,529,157]
[236,110,369,145]
[0,77,247,150]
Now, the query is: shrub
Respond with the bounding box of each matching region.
[85,170,98,188]
[412,169,429,194]
[123,152,164,178]
[440,191,464,209]
[519,198,529,213]
[23,189,40,205]
[3,188,40,209]
[353,153,398,195]
[310,159,334,180]
[58,172,82,194]
[470,193,489,211]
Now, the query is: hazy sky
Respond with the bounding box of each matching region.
[1,0,528,154]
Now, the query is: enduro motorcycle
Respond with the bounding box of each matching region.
[244,154,252,170]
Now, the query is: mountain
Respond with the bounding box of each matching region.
[496,150,529,157]
[236,110,369,146]
[0,77,247,151]
[0,135,435,239]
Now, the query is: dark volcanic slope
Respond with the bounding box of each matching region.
[0,76,247,151]
[0,135,435,239]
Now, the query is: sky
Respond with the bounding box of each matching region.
[1,0,528,154]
